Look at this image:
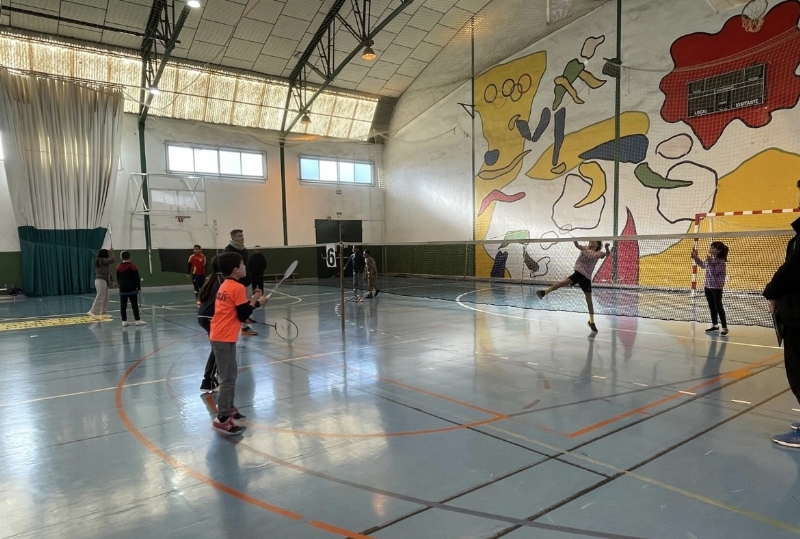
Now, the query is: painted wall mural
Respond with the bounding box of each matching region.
[474,0,800,289]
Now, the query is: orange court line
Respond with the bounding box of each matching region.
[201,393,506,438]
[567,353,783,439]
[310,355,510,419]
[116,338,377,539]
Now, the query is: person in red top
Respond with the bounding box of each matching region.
[209,252,268,435]
[187,245,206,305]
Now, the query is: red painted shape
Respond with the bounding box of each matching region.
[660,1,800,149]
[478,189,526,216]
[596,208,638,285]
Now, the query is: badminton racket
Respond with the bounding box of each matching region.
[265,260,298,298]
[254,318,299,341]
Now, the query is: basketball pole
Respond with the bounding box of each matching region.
[339,242,345,334]
[611,0,622,285]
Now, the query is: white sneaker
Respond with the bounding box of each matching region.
[122,321,132,327]
[87,312,99,320]
[134,320,147,326]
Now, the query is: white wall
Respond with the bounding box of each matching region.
[104,114,384,251]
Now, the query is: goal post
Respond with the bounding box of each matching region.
[691,207,799,295]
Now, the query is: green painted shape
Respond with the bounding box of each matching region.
[503,230,530,240]
[634,162,693,189]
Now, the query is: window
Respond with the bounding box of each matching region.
[166,143,265,179]
[299,156,373,186]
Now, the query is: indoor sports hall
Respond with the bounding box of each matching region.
[0,0,799,538]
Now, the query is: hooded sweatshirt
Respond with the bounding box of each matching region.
[116,261,141,295]
[764,217,800,327]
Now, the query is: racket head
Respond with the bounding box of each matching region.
[283,260,299,280]
[274,318,299,341]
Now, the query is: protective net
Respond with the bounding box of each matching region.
[318,229,793,327]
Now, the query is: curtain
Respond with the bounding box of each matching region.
[0,69,123,296]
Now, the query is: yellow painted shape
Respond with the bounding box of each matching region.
[0,316,110,332]
[640,148,800,289]
[474,52,547,277]
[526,112,650,181]
[575,161,607,208]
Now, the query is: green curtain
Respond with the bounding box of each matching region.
[18,226,107,296]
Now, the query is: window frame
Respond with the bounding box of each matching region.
[298,155,374,187]
[165,142,266,181]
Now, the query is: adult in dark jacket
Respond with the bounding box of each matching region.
[765,216,800,448]
[249,246,267,292]
[223,229,256,335]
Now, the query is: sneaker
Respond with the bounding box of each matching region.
[791,422,800,431]
[134,320,147,326]
[241,326,258,336]
[212,416,246,436]
[588,321,598,333]
[365,294,374,299]
[231,407,246,421]
[720,327,728,336]
[87,312,99,320]
[200,379,217,393]
[102,314,113,320]
[374,290,380,297]
[705,326,719,333]
[122,321,132,327]
[536,290,545,299]
[772,430,800,448]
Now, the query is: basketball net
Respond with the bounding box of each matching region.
[741,0,767,32]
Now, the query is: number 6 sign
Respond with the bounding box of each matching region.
[325,244,337,268]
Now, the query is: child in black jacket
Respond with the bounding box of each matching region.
[116,251,145,327]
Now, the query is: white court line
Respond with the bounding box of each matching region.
[2,337,428,409]
[731,399,752,405]
[454,290,781,350]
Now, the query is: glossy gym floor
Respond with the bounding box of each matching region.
[1,283,798,539]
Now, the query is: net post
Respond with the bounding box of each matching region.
[691,213,701,297]
[339,242,345,334]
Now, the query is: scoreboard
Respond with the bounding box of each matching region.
[687,64,766,118]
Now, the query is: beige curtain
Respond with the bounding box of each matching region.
[0,68,124,230]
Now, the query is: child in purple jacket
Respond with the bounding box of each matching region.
[692,241,730,335]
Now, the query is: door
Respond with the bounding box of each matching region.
[314,219,362,279]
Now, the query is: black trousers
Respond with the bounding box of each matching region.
[252,277,264,292]
[191,274,205,296]
[785,328,800,405]
[198,318,217,381]
[120,294,140,322]
[704,287,727,327]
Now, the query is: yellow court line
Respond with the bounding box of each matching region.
[0,316,111,332]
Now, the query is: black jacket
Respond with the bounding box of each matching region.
[198,273,224,320]
[764,217,800,327]
[223,243,251,287]
[344,251,365,274]
[115,262,141,295]
[249,252,267,277]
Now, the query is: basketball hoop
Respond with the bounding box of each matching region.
[175,215,191,224]
[741,0,767,32]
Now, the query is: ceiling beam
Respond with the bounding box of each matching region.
[281,0,415,137]
[0,5,150,38]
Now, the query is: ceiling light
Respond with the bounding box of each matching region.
[361,46,376,61]
[187,0,201,8]
[149,85,160,95]
[300,113,311,125]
